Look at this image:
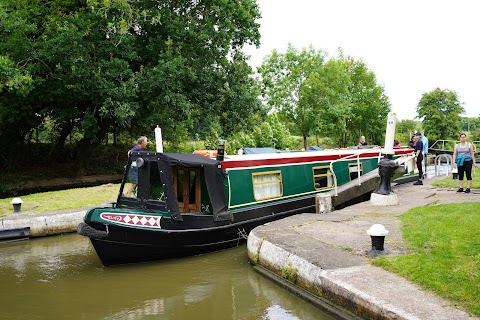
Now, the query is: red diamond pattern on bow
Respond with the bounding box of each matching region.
[100,212,161,228]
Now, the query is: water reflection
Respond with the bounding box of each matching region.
[0,235,334,320]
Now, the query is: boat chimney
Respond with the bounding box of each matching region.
[155,126,163,153]
[217,139,226,161]
[384,112,396,155]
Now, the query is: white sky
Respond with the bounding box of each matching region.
[243,0,479,120]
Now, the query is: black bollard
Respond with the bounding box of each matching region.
[367,224,389,256]
[368,236,388,256]
[374,154,399,195]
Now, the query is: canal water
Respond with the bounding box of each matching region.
[0,234,335,320]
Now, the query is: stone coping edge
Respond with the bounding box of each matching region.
[247,229,476,320]
[1,211,86,237]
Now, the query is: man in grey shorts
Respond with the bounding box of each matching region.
[124,136,148,197]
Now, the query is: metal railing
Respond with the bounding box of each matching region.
[430,140,478,175]
[435,154,453,176]
[473,141,479,153]
[430,139,478,153]
[429,139,458,151]
[329,146,383,196]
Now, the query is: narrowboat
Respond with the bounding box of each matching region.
[78,147,413,266]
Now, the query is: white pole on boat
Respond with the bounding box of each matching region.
[384,112,396,155]
[155,126,163,153]
[370,111,400,206]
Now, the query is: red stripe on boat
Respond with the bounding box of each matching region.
[221,149,412,169]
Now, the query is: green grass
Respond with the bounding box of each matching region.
[432,170,480,188]
[0,184,120,217]
[372,202,480,316]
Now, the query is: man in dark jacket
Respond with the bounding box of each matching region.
[413,132,424,185]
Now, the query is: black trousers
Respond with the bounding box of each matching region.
[416,154,423,180]
[458,161,473,181]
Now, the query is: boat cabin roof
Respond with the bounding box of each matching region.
[221,147,413,169]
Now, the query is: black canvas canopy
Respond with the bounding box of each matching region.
[125,152,231,222]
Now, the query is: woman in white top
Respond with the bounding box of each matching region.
[452,133,477,193]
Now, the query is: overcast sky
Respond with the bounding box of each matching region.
[243,0,479,120]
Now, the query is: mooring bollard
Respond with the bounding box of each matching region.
[11,197,23,213]
[367,224,389,256]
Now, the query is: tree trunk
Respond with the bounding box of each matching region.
[53,120,74,151]
[113,125,117,146]
[303,135,307,150]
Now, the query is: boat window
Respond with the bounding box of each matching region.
[121,159,165,204]
[149,162,165,201]
[173,166,202,213]
[176,168,185,203]
[189,170,197,204]
[313,166,334,190]
[348,163,363,181]
[252,171,283,201]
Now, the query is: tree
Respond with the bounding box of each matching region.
[0,56,33,94]
[258,44,326,149]
[0,0,262,166]
[459,116,480,141]
[344,56,390,146]
[258,46,390,149]
[396,119,421,144]
[416,88,465,142]
[301,56,351,147]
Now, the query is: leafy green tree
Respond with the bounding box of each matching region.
[266,113,293,149]
[416,88,465,142]
[344,56,390,146]
[0,56,33,94]
[252,122,275,147]
[0,0,261,167]
[301,56,351,147]
[396,119,421,145]
[226,131,255,154]
[258,46,390,149]
[459,116,480,142]
[204,128,221,150]
[258,44,326,149]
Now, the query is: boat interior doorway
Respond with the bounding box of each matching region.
[173,167,201,213]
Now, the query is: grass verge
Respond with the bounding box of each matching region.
[431,170,480,189]
[372,202,480,317]
[0,184,120,217]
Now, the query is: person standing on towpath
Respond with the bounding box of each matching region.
[453,133,477,193]
[420,131,428,178]
[413,132,424,185]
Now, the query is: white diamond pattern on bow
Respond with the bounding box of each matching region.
[100,212,161,229]
[148,217,157,226]
[131,216,140,224]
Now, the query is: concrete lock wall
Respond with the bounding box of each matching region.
[1,211,86,237]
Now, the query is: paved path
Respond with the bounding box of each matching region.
[247,177,480,319]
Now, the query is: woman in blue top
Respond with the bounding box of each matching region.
[453,133,477,193]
